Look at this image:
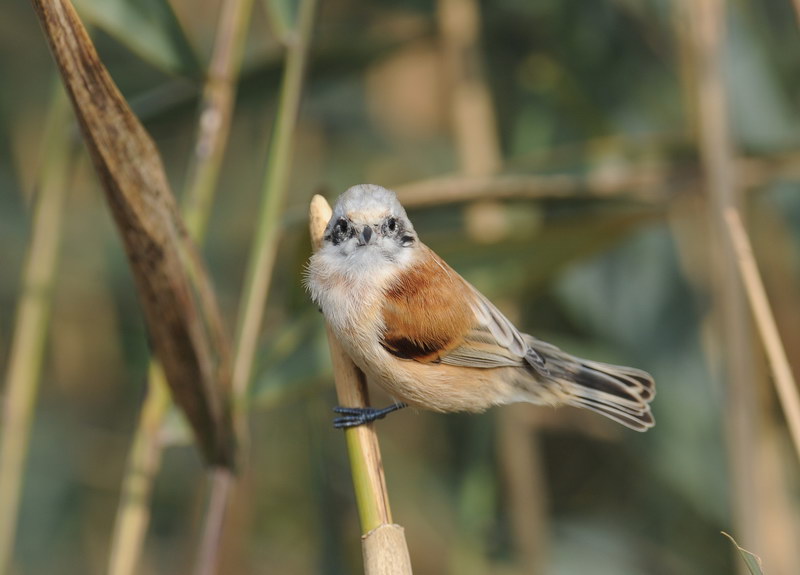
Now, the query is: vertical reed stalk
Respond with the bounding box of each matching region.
[309,195,412,574]
[231,0,317,407]
[437,0,501,176]
[498,406,548,573]
[183,0,256,241]
[108,1,255,573]
[723,209,800,461]
[0,87,72,575]
[194,0,318,572]
[193,469,235,575]
[107,364,170,575]
[689,0,761,568]
[438,0,548,570]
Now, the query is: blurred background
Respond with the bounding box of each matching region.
[2,0,800,573]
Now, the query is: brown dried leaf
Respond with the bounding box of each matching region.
[30,0,235,468]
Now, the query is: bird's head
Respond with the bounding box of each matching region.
[322,184,418,265]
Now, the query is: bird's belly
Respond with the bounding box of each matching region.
[356,348,520,413]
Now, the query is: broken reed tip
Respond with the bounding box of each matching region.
[309,194,332,250]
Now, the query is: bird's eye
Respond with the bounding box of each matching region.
[387,217,397,232]
[329,218,352,245]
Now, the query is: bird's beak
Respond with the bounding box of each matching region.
[357,226,373,246]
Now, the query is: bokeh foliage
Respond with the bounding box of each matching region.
[1,0,800,573]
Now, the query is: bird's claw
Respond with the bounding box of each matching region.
[332,403,407,429]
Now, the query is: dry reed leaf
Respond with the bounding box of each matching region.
[30,0,235,468]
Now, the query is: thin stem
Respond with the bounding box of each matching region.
[262,0,292,45]
[390,149,800,208]
[107,365,171,575]
[107,0,256,572]
[724,209,800,462]
[689,0,760,563]
[437,0,501,175]
[183,0,256,241]
[498,406,548,573]
[0,87,72,575]
[194,0,317,572]
[394,170,666,207]
[193,470,235,575]
[231,0,317,405]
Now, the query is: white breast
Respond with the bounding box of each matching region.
[306,246,396,366]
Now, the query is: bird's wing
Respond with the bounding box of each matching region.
[380,245,545,371]
[441,284,546,370]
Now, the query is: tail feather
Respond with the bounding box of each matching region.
[529,338,656,432]
[570,396,654,431]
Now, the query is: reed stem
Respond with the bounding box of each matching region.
[194,0,318,572]
[183,0,256,241]
[689,0,761,568]
[231,0,317,405]
[108,0,255,572]
[308,195,412,573]
[107,365,171,575]
[0,87,72,575]
[723,209,800,462]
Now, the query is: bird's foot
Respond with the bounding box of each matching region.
[333,403,407,429]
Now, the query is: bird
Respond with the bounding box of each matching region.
[305,184,655,431]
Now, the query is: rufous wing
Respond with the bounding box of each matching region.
[381,246,473,362]
[381,245,539,370]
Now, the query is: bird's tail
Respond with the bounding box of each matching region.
[527,337,655,431]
